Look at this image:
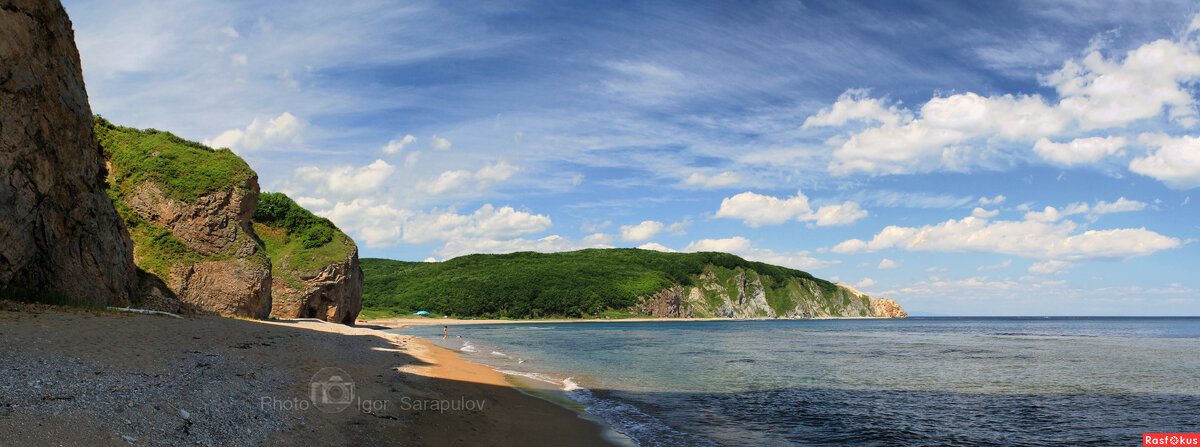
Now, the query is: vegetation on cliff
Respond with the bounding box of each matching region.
[253,192,356,290]
[361,249,844,319]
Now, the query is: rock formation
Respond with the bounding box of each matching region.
[632,266,906,319]
[0,0,138,305]
[268,245,363,325]
[98,121,272,318]
[254,192,362,325]
[870,298,908,319]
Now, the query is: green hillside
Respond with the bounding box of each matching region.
[253,192,355,290]
[362,249,841,319]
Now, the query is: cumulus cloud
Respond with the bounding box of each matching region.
[682,171,742,188]
[382,134,417,154]
[803,89,912,128]
[637,242,677,252]
[977,259,1012,271]
[831,206,1179,260]
[714,190,867,227]
[855,278,878,288]
[1029,260,1074,274]
[1130,134,1200,189]
[619,220,665,242]
[979,195,1006,205]
[436,233,614,259]
[418,161,520,195]
[431,135,452,150]
[318,199,410,248]
[204,112,305,153]
[815,34,1200,179]
[683,236,838,270]
[1033,136,1126,165]
[293,196,331,209]
[402,204,552,244]
[877,258,901,269]
[294,159,395,199]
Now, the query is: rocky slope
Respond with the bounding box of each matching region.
[0,0,138,305]
[632,265,905,319]
[97,120,272,318]
[254,193,362,324]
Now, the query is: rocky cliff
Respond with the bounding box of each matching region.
[97,120,271,318]
[0,0,138,305]
[632,265,906,319]
[254,193,362,325]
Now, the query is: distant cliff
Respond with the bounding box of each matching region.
[0,0,138,305]
[97,119,272,317]
[253,192,362,324]
[361,249,906,319]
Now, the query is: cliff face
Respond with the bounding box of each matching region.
[632,265,906,319]
[254,193,362,325]
[0,0,138,305]
[98,121,272,318]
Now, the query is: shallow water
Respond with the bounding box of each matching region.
[398,318,1200,446]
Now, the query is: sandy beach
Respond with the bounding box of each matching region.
[0,302,616,446]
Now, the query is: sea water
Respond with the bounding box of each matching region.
[397,318,1200,446]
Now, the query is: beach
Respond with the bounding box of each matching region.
[0,302,615,446]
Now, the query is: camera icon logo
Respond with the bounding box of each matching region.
[310,367,354,413]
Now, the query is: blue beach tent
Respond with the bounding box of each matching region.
[413,311,431,316]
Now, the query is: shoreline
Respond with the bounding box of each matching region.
[0,304,618,446]
[361,315,893,329]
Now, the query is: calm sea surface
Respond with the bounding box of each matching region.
[396,318,1200,446]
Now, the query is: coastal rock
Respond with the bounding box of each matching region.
[870,298,908,319]
[632,285,694,318]
[129,180,272,318]
[269,244,363,325]
[0,0,137,304]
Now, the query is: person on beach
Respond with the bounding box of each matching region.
[443,326,448,339]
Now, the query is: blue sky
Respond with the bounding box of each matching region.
[65,0,1200,315]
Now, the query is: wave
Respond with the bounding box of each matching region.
[568,388,718,447]
[460,341,478,353]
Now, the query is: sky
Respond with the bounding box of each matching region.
[64,0,1200,316]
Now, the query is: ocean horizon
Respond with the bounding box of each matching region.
[398,317,1200,446]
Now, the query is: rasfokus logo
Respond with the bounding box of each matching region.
[309,367,355,413]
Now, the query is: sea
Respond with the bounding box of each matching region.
[394,317,1200,446]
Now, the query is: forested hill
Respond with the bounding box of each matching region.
[361,249,906,319]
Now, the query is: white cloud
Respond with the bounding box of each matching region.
[1130,134,1200,189]
[812,202,868,226]
[293,196,331,209]
[382,134,417,154]
[402,204,552,244]
[204,112,305,153]
[855,278,877,288]
[802,89,912,128]
[418,161,520,195]
[972,207,999,219]
[877,258,901,269]
[1023,198,1146,222]
[1046,39,1200,130]
[294,159,395,199]
[620,220,665,242]
[816,35,1200,177]
[1033,136,1126,165]
[580,220,612,232]
[682,171,742,188]
[665,219,691,236]
[231,53,248,67]
[1089,197,1147,216]
[977,259,1013,271]
[978,195,1006,206]
[637,242,677,253]
[832,208,1179,260]
[436,233,614,259]
[404,151,423,168]
[572,174,584,186]
[1029,260,1074,274]
[318,199,410,248]
[431,135,452,150]
[683,236,838,270]
[715,190,811,227]
[715,190,867,227]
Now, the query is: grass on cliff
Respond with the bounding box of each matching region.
[361,249,835,319]
[253,192,354,285]
[95,116,254,203]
